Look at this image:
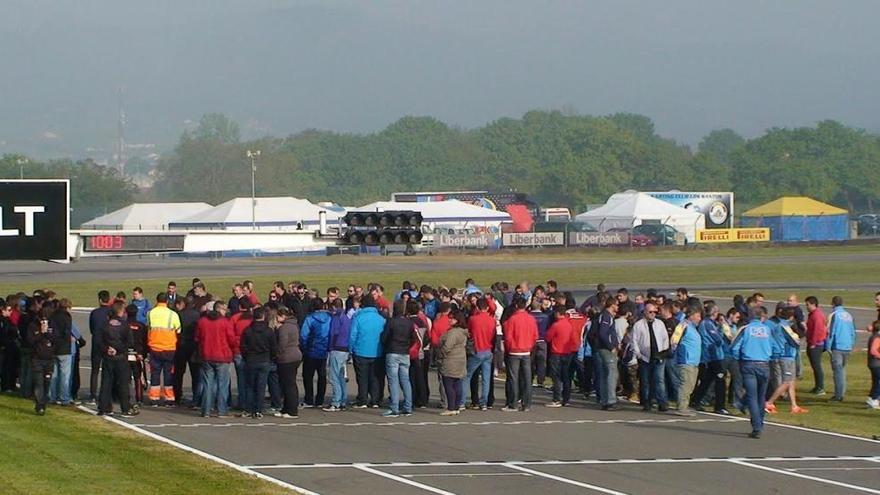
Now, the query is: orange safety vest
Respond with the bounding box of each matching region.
[147,303,181,352]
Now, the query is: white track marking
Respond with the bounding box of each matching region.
[245,456,880,470]
[79,406,320,495]
[697,410,880,444]
[504,464,631,495]
[729,460,880,494]
[788,467,880,472]
[353,464,457,495]
[130,417,738,429]
[403,473,532,478]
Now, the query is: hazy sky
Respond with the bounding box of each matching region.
[2,0,878,157]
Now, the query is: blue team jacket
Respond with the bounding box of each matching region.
[827,306,856,352]
[731,319,776,361]
[348,307,387,358]
[698,319,725,363]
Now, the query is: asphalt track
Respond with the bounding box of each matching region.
[68,304,880,495]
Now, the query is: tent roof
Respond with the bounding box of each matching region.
[575,192,702,223]
[170,197,344,227]
[742,196,848,217]
[82,202,213,228]
[356,200,510,221]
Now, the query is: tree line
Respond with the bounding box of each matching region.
[3,111,879,227]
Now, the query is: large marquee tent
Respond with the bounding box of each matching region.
[81,202,213,230]
[741,196,849,241]
[169,197,345,231]
[575,191,705,242]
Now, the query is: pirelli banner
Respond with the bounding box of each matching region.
[568,231,630,247]
[502,232,565,247]
[696,228,770,243]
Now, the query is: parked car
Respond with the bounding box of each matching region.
[632,224,679,245]
[607,228,654,247]
[857,214,880,236]
[532,221,597,233]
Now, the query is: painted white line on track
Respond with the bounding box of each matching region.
[244,456,880,470]
[130,417,739,429]
[729,460,880,494]
[698,410,880,444]
[77,405,320,495]
[504,463,631,495]
[788,467,880,472]
[403,473,532,478]
[353,464,457,495]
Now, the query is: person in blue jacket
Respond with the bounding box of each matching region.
[765,307,808,414]
[348,295,387,408]
[670,305,702,416]
[130,287,152,325]
[731,306,780,439]
[324,299,352,412]
[299,298,332,408]
[690,301,728,414]
[827,296,857,401]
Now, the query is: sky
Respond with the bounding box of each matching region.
[1,0,878,158]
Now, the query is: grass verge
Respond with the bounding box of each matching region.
[0,394,293,495]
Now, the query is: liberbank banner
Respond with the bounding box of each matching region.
[435,233,499,249]
[696,228,770,243]
[568,231,630,246]
[646,191,734,229]
[502,232,565,247]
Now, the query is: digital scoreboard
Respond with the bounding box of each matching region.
[82,234,186,253]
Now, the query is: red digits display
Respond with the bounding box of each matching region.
[88,235,125,251]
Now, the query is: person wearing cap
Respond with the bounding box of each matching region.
[670,305,703,416]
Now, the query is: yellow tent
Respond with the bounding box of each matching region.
[742,196,848,217]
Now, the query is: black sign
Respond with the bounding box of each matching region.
[82,234,186,253]
[0,180,69,260]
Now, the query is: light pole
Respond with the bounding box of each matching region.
[16,157,28,179]
[246,149,261,230]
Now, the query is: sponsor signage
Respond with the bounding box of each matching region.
[435,233,496,249]
[696,228,770,243]
[0,180,69,260]
[502,232,565,247]
[568,231,630,246]
[646,191,734,229]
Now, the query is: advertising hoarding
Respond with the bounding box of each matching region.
[0,180,69,260]
[502,232,565,247]
[696,228,770,243]
[646,191,734,229]
[568,231,630,246]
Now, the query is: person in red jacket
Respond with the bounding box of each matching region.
[501,297,538,412]
[196,301,236,417]
[465,299,497,410]
[545,306,582,407]
[804,296,827,395]
[430,302,453,409]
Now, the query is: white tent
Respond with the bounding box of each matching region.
[169,197,345,231]
[81,202,213,230]
[575,192,705,242]
[357,200,510,228]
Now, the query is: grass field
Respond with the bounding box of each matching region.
[0,394,291,495]
[705,289,878,309]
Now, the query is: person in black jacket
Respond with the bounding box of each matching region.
[125,304,148,405]
[173,296,202,407]
[240,307,278,418]
[18,296,43,399]
[49,299,74,405]
[381,301,417,417]
[88,291,113,403]
[96,302,137,416]
[27,308,55,415]
[0,300,18,392]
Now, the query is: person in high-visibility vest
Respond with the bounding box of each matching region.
[146,293,181,405]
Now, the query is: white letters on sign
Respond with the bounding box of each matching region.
[0,205,46,236]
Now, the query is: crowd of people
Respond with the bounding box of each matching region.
[0,278,878,439]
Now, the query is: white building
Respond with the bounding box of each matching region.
[81,202,213,230]
[169,197,345,231]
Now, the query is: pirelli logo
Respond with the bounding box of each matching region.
[697,228,769,243]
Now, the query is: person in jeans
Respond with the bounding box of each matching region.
[28,310,56,415]
[48,299,74,406]
[239,307,278,418]
[96,302,136,417]
[670,305,702,416]
[545,305,580,407]
[196,301,235,418]
[275,307,303,418]
[731,306,776,439]
[528,300,550,388]
[466,298,496,410]
[501,297,538,412]
[436,312,468,416]
[631,303,670,412]
[324,299,351,412]
[381,301,417,417]
[827,296,856,402]
[230,301,253,410]
[349,295,387,408]
[593,298,620,411]
[408,301,431,409]
[804,296,827,395]
[300,299,332,408]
